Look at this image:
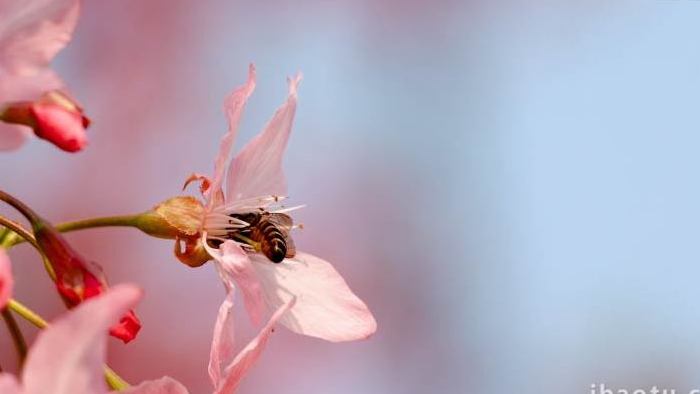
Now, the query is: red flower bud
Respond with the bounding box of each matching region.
[0,90,89,152]
[33,221,141,343]
[30,101,88,152]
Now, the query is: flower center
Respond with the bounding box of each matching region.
[203,195,304,263]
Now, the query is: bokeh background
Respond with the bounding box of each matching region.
[3,1,700,393]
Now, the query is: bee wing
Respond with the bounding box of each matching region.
[266,213,293,230]
[284,235,296,258]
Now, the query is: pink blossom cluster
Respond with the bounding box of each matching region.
[0,1,376,393]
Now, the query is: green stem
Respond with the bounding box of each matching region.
[6,214,142,248]
[0,227,11,245]
[55,214,142,232]
[7,299,47,328]
[0,190,40,224]
[7,299,131,390]
[0,215,38,250]
[0,215,56,280]
[0,216,51,367]
[104,365,130,389]
[2,309,28,363]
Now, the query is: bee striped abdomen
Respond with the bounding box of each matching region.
[253,219,287,263]
[229,211,295,263]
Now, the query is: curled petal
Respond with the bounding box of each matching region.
[208,293,235,387]
[22,285,143,394]
[183,173,211,194]
[216,241,266,326]
[214,297,295,394]
[183,173,223,208]
[225,73,301,202]
[250,252,376,342]
[210,65,256,208]
[0,249,13,308]
[0,0,80,75]
[121,377,189,394]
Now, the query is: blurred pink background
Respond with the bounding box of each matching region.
[2,1,461,392]
[5,1,700,393]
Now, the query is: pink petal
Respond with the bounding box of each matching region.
[0,0,80,75]
[0,249,14,308]
[0,123,29,151]
[0,71,64,103]
[208,293,235,388]
[215,241,266,326]
[225,73,302,202]
[208,65,255,208]
[0,374,21,394]
[214,297,295,394]
[121,377,189,394]
[250,252,377,342]
[22,285,143,394]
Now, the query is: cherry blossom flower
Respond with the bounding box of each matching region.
[0,283,292,394]
[179,65,376,342]
[0,0,90,152]
[0,248,13,308]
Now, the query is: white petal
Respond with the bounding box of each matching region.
[250,252,377,342]
[22,285,143,394]
[225,73,301,202]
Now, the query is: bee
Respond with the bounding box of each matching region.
[228,211,296,263]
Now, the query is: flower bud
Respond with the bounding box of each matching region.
[0,90,89,152]
[33,220,141,343]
